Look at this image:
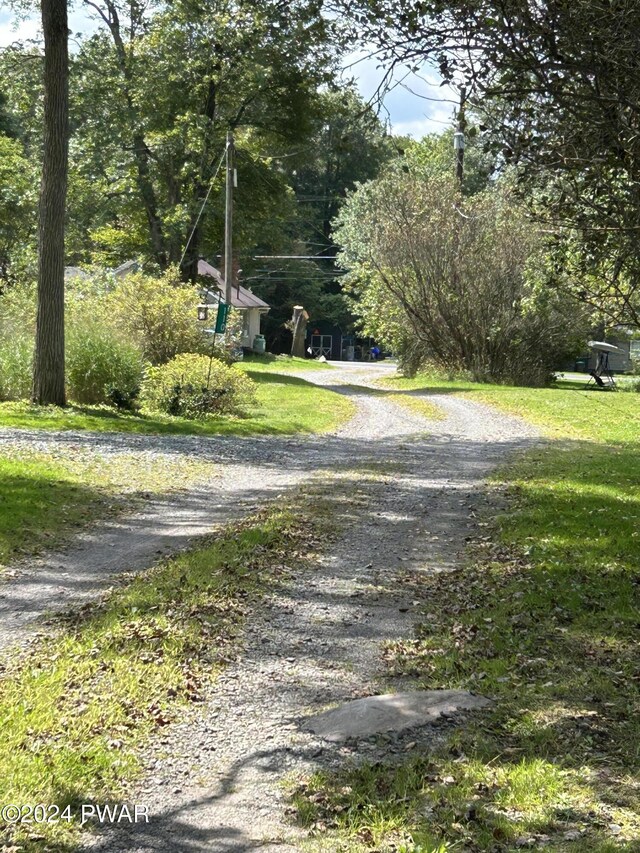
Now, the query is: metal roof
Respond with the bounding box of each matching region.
[197,259,270,310]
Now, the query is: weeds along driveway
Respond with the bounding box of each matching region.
[0,364,539,656]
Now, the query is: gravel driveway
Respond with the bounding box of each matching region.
[5,362,538,853]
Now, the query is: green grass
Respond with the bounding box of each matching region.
[240,353,333,372]
[0,504,327,852]
[0,370,353,437]
[292,373,640,852]
[377,371,640,442]
[0,449,217,569]
[0,456,109,568]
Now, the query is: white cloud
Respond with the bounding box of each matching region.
[0,11,41,47]
[342,48,459,137]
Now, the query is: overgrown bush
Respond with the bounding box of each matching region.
[337,166,590,385]
[66,320,145,407]
[105,267,207,364]
[0,281,35,401]
[139,353,257,419]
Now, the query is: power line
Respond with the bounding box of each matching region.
[179,145,227,268]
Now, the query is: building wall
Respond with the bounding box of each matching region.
[241,309,263,348]
[588,340,632,373]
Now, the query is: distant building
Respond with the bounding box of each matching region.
[197,259,270,350]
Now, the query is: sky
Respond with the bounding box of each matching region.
[0,7,458,138]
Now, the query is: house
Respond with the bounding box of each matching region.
[197,259,270,350]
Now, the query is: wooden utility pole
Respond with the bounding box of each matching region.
[224,130,234,308]
[454,86,466,187]
[32,0,69,406]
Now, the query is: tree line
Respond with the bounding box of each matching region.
[2,0,640,401]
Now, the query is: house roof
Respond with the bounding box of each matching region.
[197,259,270,311]
[64,266,90,281]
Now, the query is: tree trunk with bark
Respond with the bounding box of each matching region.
[291,305,308,358]
[32,0,69,406]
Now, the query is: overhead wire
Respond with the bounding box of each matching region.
[179,145,227,269]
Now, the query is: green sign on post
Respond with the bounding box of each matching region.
[215,302,230,334]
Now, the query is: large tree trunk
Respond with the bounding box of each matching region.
[32,0,68,406]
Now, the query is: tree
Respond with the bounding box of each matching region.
[32,0,68,406]
[70,0,335,276]
[341,0,640,327]
[335,160,588,383]
[0,135,37,282]
[252,88,392,350]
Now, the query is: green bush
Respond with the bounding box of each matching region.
[0,282,36,401]
[105,267,207,364]
[140,353,257,419]
[66,321,145,407]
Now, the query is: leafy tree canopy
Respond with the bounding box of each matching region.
[340,0,640,326]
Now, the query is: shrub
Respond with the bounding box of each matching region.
[0,281,36,401]
[66,321,145,407]
[105,267,207,364]
[337,167,590,385]
[140,353,257,419]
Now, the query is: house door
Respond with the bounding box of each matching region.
[310,335,332,358]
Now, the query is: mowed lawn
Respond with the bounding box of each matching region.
[0,356,351,437]
[293,373,640,852]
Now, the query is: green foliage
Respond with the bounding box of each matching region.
[403,128,495,196]
[346,0,640,328]
[104,267,207,365]
[0,282,36,401]
[336,161,589,384]
[0,333,32,402]
[61,0,336,270]
[249,87,392,349]
[140,353,257,419]
[66,319,145,407]
[0,135,37,278]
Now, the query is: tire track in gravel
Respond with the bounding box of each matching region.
[77,364,540,853]
[0,364,453,653]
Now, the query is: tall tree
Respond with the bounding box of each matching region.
[342,0,640,326]
[32,0,69,405]
[71,0,334,277]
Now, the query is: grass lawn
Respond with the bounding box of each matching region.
[0,449,218,569]
[0,365,352,438]
[240,353,332,372]
[0,503,329,852]
[377,371,640,442]
[293,374,640,852]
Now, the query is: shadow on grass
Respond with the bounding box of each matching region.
[242,369,315,386]
[0,465,110,565]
